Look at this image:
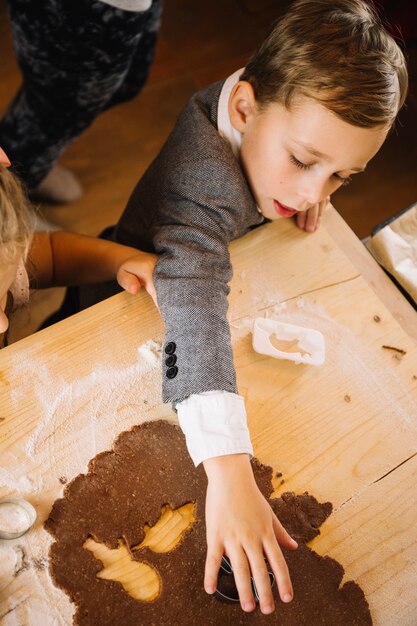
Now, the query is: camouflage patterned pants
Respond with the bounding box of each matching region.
[0,0,162,188]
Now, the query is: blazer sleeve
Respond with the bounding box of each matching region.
[152,159,243,405]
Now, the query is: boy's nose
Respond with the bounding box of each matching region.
[301,178,330,207]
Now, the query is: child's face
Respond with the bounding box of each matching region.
[230,85,388,221]
[0,148,15,338]
[0,262,18,334]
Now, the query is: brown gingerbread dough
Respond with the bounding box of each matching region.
[45,420,372,625]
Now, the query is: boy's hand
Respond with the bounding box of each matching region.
[203,454,298,615]
[116,252,158,307]
[296,196,330,232]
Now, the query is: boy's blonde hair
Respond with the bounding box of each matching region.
[241,0,408,128]
[0,165,33,266]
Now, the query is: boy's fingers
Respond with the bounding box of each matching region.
[272,515,298,551]
[228,550,256,612]
[263,540,294,604]
[246,551,275,614]
[304,204,320,232]
[296,210,306,230]
[319,196,331,216]
[204,547,223,595]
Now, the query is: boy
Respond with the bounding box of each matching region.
[81,0,408,615]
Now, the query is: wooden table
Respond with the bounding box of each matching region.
[1,207,416,625]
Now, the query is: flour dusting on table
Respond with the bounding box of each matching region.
[0,337,173,626]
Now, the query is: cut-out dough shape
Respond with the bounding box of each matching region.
[84,502,196,602]
[84,537,160,602]
[133,502,196,553]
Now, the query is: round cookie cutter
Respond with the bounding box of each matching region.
[0,497,37,539]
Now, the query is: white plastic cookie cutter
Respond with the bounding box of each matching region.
[252,317,325,366]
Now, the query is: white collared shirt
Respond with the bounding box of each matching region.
[176,69,253,467]
[217,68,244,157]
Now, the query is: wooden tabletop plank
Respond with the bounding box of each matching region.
[310,455,417,626]
[234,274,417,505]
[324,207,417,342]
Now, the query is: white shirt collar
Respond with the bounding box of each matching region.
[217,68,244,158]
[217,68,262,215]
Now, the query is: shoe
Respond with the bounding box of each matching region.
[30,164,83,204]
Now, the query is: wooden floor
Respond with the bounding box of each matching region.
[1,0,417,341]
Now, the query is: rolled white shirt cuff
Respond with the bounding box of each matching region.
[176,391,253,466]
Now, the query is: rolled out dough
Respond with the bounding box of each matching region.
[45,420,372,625]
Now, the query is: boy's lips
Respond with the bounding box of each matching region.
[274,200,297,218]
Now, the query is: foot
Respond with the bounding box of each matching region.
[30,164,83,204]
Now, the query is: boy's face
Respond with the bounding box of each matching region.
[229,84,388,223]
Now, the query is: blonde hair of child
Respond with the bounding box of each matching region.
[241,0,408,128]
[0,165,34,267]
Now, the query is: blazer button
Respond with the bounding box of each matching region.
[166,366,178,379]
[165,342,176,355]
[165,354,177,367]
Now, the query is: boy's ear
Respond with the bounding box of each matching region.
[228,81,257,133]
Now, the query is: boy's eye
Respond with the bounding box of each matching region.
[290,155,311,170]
[334,173,352,186]
[290,154,352,187]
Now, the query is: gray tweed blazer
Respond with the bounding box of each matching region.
[85,80,265,404]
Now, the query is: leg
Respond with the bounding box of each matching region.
[0,0,162,189]
[105,0,163,109]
